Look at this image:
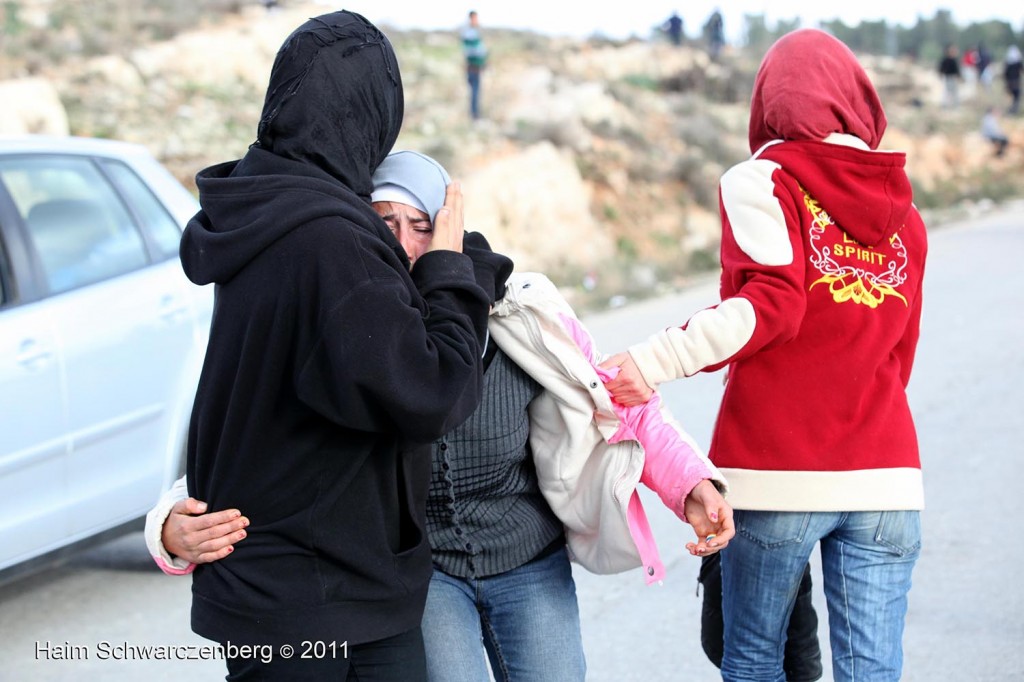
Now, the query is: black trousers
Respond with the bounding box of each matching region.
[224,626,427,682]
[699,553,823,682]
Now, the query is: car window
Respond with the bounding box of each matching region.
[0,156,149,295]
[0,232,8,306]
[100,159,183,260]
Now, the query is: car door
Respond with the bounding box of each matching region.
[0,153,198,542]
[0,194,69,571]
[60,156,202,537]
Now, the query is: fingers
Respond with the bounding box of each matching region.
[686,541,710,556]
[164,500,250,565]
[172,497,207,515]
[429,181,464,254]
[448,180,464,237]
[712,508,736,547]
[181,508,245,533]
[196,544,238,564]
[686,524,730,556]
[600,353,653,406]
[190,519,249,564]
[681,481,735,556]
[598,352,627,372]
[598,353,630,388]
[701,491,736,549]
[687,531,723,556]
[183,511,249,549]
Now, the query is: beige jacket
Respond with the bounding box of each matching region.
[489,272,726,582]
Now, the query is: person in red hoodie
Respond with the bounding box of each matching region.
[602,29,926,682]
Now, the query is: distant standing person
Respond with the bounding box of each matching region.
[662,11,684,46]
[962,46,978,86]
[704,8,724,60]
[461,10,488,120]
[1004,45,1022,115]
[938,44,962,108]
[977,43,994,90]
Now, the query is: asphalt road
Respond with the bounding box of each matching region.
[2,207,1022,681]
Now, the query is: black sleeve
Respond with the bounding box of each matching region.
[296,249,490,444]
[463,230,514,304]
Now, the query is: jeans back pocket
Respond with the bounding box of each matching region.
[735,510,812,550]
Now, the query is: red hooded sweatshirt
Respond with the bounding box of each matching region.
[628,29,926,511]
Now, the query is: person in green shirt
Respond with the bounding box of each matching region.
[460,10,488,120]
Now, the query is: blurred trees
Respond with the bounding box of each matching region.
[739,9,1020,63]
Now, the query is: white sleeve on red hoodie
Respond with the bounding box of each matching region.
[144,475,195,576]
[628,157,807,386]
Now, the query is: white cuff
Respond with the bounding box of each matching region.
[144,475,195,575]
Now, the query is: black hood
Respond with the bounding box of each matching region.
[180,10,407,286]
[255,10,403,199]
[181,148,401,285]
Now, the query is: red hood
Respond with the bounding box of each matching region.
[758,140,912,247]
[748,29,908,247]
[749,29,886,153]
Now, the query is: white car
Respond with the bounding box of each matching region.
[0,135,213,576]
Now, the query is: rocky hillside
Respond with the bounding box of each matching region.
[3,2,1022,309]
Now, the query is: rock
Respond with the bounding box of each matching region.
[0,78,69,135]
[463,142,615,273]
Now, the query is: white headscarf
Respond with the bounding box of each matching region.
[370,151,451,222]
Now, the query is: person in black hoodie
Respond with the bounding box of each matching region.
[178,10,492,680]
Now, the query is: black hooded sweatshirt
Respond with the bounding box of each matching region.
[179,11,490,647]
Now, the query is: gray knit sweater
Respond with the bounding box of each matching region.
[426,346,565,578]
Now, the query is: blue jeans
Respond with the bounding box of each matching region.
[421,546,586,682]
[721,510,920,682]
[700,553,823,681]
[467,69,481,119]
